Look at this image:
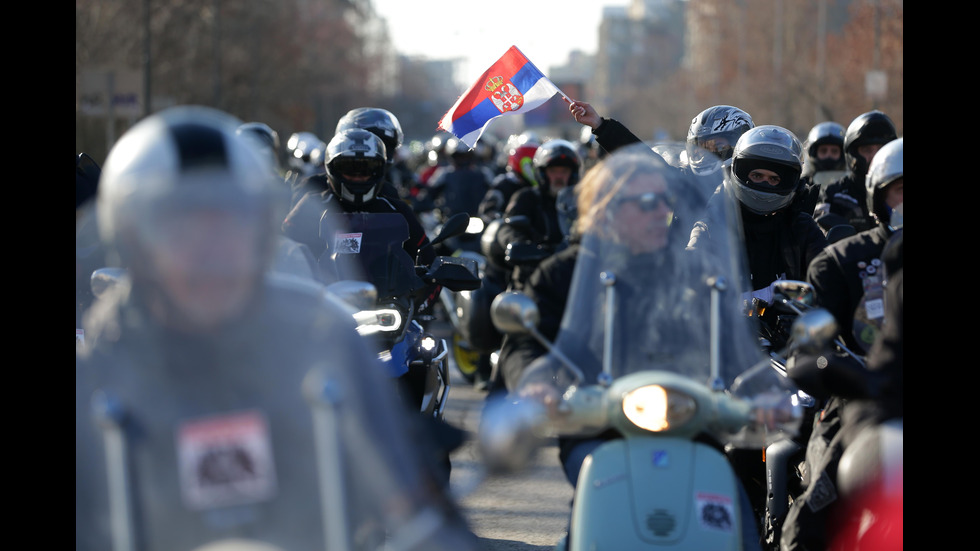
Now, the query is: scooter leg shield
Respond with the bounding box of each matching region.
[570,438,745,550]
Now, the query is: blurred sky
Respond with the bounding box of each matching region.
[371,0,631,88]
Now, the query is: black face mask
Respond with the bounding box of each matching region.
[812,155,844,173]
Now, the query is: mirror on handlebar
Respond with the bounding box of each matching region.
[91,267,128,299]
[772,280,814,307]
[490,290,540,335]
[425,212,471,250]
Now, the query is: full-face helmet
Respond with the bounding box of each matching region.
[532,139,582,195]
[286,131,325,174]
[686,105,754,176]
[507,135,541,186]
[805,121,846,173]
[865,137,903,227]
[844,110,897,178]
[325,128,388,208]
[730,125,804,215]
[336,107,404,163]
[237,121,282,173]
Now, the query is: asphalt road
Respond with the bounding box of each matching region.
[434,320,573,551]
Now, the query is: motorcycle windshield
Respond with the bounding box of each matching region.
[532,143,764,392]
[319,212,423,299]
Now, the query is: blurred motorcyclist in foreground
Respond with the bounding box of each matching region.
[76,105,479,551]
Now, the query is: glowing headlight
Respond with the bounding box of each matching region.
[466,217,485,234]
[622,385,697,432]
[353,308,403,335]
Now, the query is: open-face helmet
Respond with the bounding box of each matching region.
[686,105,754,176]
[865,137,903,227]
[730,125,804,215]
[325,128,388,208]
[844,110,897,178]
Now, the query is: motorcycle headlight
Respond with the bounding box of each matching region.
[353,305,405,336]
[622,385,697,432]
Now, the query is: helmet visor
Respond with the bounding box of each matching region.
[331,157,385,178]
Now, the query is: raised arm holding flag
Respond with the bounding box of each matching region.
[439,45,568,149]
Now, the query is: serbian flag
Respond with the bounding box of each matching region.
[439,45,564,149]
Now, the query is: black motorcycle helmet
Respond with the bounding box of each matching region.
[237,121,282,172]
[730,125,804,215]
[686,105,754,176]
[844,110,897,178]
[805,121,846,173]
[532,139,582,195]
[445,136,476,166]
[76,152,102,210]
[336,107,404,163]
[325,128,388,208]
[865,137,903,227]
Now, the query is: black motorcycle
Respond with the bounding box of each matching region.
[319,211,481,419]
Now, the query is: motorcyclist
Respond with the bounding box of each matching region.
[281,129,456,468]
[282,128,439,314]
[76,105,480,551]
[505,143,763,551]
[568,100,755,209]
[807,136,903,354]
[781,138,903,551]
[793,121,847,222]
[829,229,902,551]
[688,125,828,319]
[801,121,846,189]
[477,133,540,223]
[284,130,327,205]
[493,139,582,291]
[335,107,418,204]
[415,136,493,228]
[814,110,898,234]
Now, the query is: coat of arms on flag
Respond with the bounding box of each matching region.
[487,76,524,113]
[439,45,566,149]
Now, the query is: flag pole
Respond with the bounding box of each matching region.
[513,45,572,104]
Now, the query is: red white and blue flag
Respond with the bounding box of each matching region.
[439,45,564,149]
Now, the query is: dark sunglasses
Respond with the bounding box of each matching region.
[616,191,673,211]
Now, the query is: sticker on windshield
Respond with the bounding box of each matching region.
[696,492,734,532]
[177,410,278,510]
[334,232,363,254]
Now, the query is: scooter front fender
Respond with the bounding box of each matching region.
[570,437,745,550]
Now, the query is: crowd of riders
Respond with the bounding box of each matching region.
[77,92,901,550]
